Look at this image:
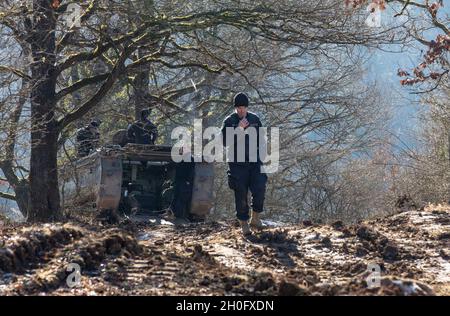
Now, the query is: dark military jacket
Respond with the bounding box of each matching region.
[220,112,263,164]
[127,120,158,145]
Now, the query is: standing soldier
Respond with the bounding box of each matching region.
[127,108,158,145]
[163,153,195,226]
[221,93,268,236]
[76,119,101,158]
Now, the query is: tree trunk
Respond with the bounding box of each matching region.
[130,1,155,120]
[29,125,61,222]
[28,0,61,222]
[0,74,31,218]
[133,48,150,120]
[15,181,31,219]
[0,161,31,218]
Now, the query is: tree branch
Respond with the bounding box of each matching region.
[56,0,98,52]
[13,165,29,174]
[55,73,109,101]
[57,44,135,130]
[0,65,31,80]
[388,0,427,10]
[55,22,164,74]
[0,191,15,201]
[145,93,190,115]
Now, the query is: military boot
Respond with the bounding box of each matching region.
[250,210,263,230]
[161,208,175,221]
[239,220,252,236]
[174,217,190,227]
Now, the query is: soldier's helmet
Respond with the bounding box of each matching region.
[140,109,151,120]
[90,119,102,127]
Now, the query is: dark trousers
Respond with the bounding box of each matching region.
[170,161,194,218]
[227,163,267,221]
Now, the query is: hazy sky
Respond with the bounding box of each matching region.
[365,3,449,149]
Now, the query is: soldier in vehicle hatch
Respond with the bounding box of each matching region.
[127,109,158,145]
[76,119,101,158]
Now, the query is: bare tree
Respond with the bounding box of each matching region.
[346,0,450,91]
[0,0,399,221]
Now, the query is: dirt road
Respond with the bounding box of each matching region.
[0,205,448,295]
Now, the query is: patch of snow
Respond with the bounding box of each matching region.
[137,233,151,241]
[147,218,174,226]
[435,259,450,283]
[160,219,174,226]
[305,233,320,241]
[413,258,450,284]
[211,244,251,271]
[262,220,287,227]
[392,280,422,295]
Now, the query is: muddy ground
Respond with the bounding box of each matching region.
[0,204,448,296]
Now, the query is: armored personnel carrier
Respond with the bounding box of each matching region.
[59,143,214,221]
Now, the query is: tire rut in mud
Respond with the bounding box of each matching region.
[0,225,84,274]
[0,226,141,295]
[0,205,448,296]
